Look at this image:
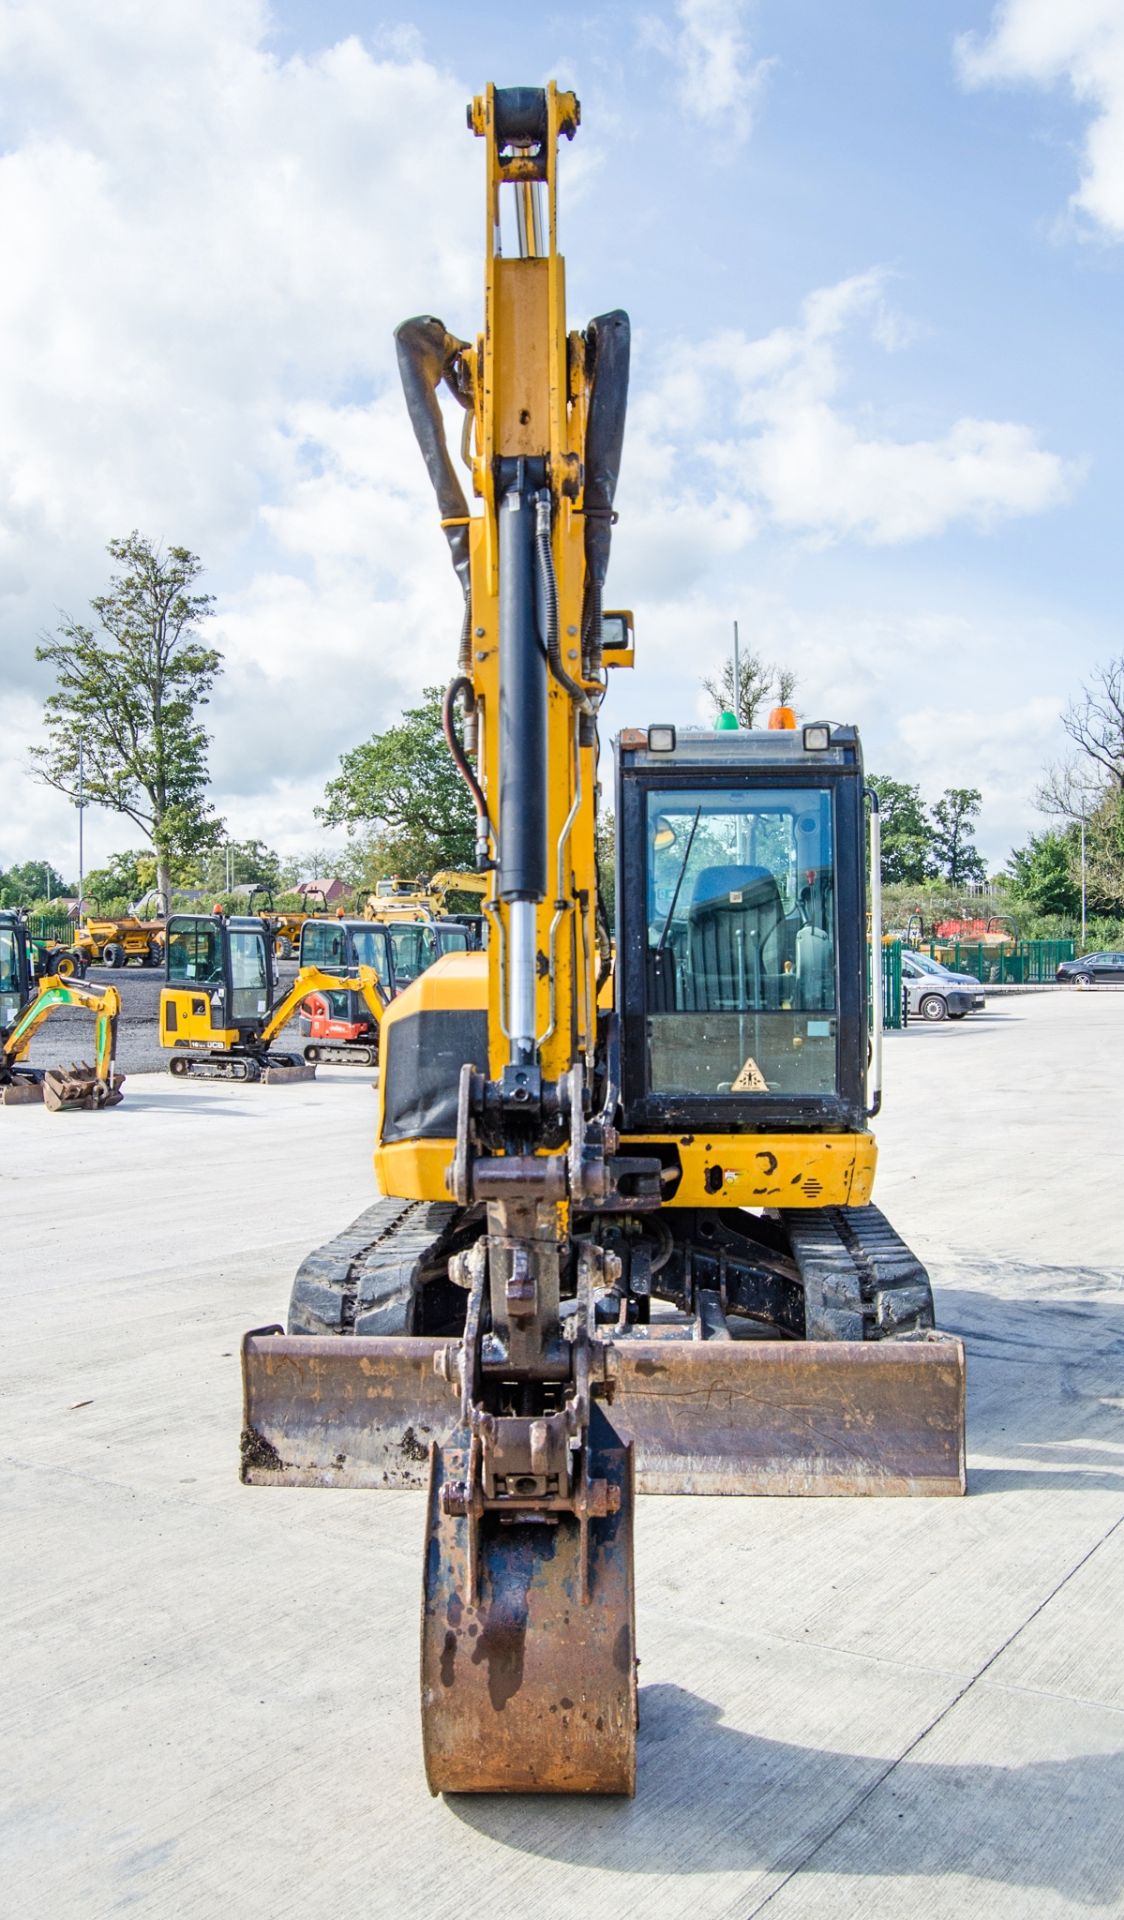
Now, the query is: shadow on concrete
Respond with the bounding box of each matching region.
[446,1684,1124,1904]
[934,1278,1124,1495]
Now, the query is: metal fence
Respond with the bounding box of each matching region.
[870,940,904,1030]
[921,939,1074,984]
[26,914,74,945]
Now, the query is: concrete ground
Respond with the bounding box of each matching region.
[3,992,1122,1919]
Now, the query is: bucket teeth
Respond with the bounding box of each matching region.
[42,1065,125,1112]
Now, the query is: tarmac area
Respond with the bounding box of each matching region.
[3,990,1123,1918]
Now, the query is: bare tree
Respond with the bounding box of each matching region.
[1062,656,1124,790]
[1037,756,1105,822]
[702,654,798,728]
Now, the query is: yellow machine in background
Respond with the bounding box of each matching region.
[160,912,384,1082]
[242,83,966,1797]
[1,911,124,1110]
[73,914,164,970]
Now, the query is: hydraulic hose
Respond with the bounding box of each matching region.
[534,493,592,712]
[443,677,492,868]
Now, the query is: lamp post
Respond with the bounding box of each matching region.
[1080,813,1087,951]
[77,736,86,915]
[732,619,740,725]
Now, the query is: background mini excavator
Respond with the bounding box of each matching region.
[1,909,124,1110]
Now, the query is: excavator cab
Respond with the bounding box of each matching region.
[298,916,389,1064]
[297,917,454,1063]
[620,724,867,1124]
[0,910,30,1032]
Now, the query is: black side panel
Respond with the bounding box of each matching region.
[381,1009,488,1143]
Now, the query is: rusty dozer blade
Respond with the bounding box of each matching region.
[420,1404,637,1796]
[0,1074,44,1104]
[241,1329,965,1497]
[42,1064,125,1112]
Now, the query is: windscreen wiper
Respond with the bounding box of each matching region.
[654,806,702,956]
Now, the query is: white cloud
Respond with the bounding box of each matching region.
[0,0,480,870]
[626,270,1077,548]
[956,0,1124,238]
[639,0,770,146]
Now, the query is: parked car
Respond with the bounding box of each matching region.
[1055,950,1124,985]
[904,950,986,1004]
[901,951,983,1022]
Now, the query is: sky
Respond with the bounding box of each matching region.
[2,0,1123,881]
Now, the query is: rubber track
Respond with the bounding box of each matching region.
[780,1203,936,1341]
[287,1196,463,1336]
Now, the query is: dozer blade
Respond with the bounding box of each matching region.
[42,1065,125,1112]
[240,1331,450,1485]
[241,1330,965,1496]
[612,1333,965,1496]
[420,1405,636,1795]
[0,1075,44,1105]
[259,1060,316,1084]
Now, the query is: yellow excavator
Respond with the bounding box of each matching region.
[1,909,124,1109]
[241,84,966,1796]
[160,910,384,1081]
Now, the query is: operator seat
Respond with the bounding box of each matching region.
[685,865,787,1011]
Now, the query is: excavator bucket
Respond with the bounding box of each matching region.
[420,1406,637,1795]
[241,1330,966,1497]
[42,1064,125,1112]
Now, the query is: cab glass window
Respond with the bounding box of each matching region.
[301,921,350,970]
[0,926,22,1026]
[349,926,391,980]
[166,920,223,986]
[388,924,437,986]
[644,788,837,1097]
[229,928,269,1021]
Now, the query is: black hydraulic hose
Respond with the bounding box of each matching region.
[534,494,592,711]
[581,310,630,666]
[443,677,492,868]
[394,316,474,602]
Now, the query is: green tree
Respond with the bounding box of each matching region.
[81,848,155,911]
[701,652,797,728]
[0,859,75,907]
[199,838,283,894]
[929,787,987,885]
[1005,831,1080,916]
[32,532,224,913]
[868,776,933,884]
[318,687,477,875]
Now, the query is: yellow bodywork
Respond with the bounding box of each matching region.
[4,974,121,1082]
[374,953,876,1208]
[160,986,241,1051]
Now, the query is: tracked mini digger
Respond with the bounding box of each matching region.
[241,84,966,1796]
[160,911,384,1081]
[0,910,124,1110]
[298,915,469,1065]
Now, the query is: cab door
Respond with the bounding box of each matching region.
[229,926,271,1026]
